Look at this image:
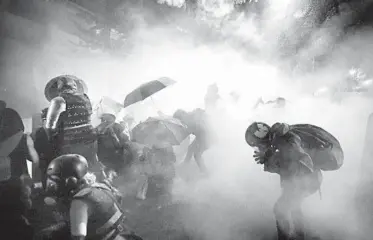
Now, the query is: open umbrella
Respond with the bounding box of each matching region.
[131,116,189,147]
[94,96,123,117]
[123,77,176,108]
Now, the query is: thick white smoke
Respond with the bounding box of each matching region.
[2,0,373,239]
[157,0,186,8]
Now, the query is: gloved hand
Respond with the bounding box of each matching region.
[253,148,273,164]
[253,150,266,164]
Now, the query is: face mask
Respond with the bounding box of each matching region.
[45,176,66,199]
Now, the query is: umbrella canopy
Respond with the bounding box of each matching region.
[131,116,189,147]
[123,77,176,108]
[44,75,88,102]
[94,96,123,118]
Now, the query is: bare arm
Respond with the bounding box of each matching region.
[45,97,66,130]
[26,135,39,165]
[70,199,89,239]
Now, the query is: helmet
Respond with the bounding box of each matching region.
[173,109,188,120]
[46,154,88,198]
[245,122,271,147]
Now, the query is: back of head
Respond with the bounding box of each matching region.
[47,154,88,180]
[56,75,79,94]
[100,113,116,124]
[46,154,89,197]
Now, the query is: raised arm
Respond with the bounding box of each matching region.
[45,97,66,130]
[26,134,39,166]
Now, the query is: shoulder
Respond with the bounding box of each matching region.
[73,183,111,199]
[70,198,88,208]
[73,187,93,198]
[271,131,302,149]
[70,199,89,217]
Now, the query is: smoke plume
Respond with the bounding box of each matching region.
[2,0,373,239]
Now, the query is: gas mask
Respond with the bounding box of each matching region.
[44,176,64,206]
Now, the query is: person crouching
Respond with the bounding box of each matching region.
[245,122,322,240]
[38,154,142,240]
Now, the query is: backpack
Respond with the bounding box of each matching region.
[290,124,344,171]
[271,123,344,171]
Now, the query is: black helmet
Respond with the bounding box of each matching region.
[245,122,271,147]
[46,154,88,197]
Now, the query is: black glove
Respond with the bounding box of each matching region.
[253,148,273,164]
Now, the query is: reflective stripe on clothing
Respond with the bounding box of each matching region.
[96,203,123,235]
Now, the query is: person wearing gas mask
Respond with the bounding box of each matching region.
[245,122,343,240]
[39,154,142,240]
[44,75,104,178]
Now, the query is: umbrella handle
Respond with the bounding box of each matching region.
[150,96,160,112]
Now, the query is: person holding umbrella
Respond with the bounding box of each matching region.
[44,75,104,179]
[120,114,135,140]
[96,112,129,181]
[131,115,189,200]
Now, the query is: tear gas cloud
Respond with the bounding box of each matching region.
[2,0,373,239]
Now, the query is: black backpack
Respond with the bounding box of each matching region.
[271,123,344,171]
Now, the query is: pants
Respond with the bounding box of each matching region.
[274,171,322,240]
[184,138,209,173]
